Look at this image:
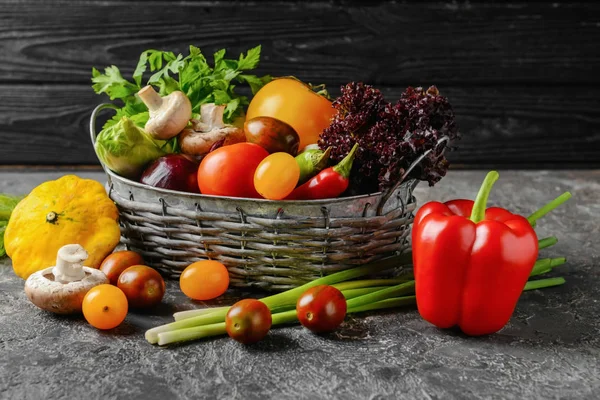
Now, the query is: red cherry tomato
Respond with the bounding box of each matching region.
[254,152,300,200]
[197,143,268,198]
[296,285,347,333]
[117,265,166,308]
[99,251,144,286]
[226,299,272,344]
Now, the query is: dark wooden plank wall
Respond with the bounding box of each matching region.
[0,1,598,167]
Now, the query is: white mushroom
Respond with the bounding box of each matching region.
[24,244,109,315]
[137,85,192,140]
[179,103,245,156]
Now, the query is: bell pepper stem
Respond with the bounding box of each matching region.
[469,171,500,223]
[527,192,572,226]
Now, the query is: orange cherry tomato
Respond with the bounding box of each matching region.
[246,78,337,149]
[82,284,128,330]
[180,260,230,300]
[197,143,268,198]
[254,152,300,200]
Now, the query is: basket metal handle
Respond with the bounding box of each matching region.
[89,103,118,145]
[89,103,119,174]
[376,135,450,216]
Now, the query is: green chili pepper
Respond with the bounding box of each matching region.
[295,147,331,184]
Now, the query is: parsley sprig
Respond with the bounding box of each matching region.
[92,45,271,129]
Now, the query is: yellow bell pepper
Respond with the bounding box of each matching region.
[5,175,121,279]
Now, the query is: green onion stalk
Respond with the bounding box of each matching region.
[172,277,413,322]
[146,252,413,343]
[151,255,567,346]
[147,192,571,346]
[155,273,566,346]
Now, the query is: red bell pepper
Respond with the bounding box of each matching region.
[412,171,540,336]
[287,143,358,200]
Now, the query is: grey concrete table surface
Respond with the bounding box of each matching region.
[0,169,598,400]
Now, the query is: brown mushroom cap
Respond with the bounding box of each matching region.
[179,103,245,156]
[24,266,109,315]
[180,125,245,156]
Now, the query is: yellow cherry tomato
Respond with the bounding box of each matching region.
[246,78,337,149]
[82,284,128,330]
[254,152,300,200]
[180,260,230,300]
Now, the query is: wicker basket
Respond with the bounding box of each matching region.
[90,104,448,291]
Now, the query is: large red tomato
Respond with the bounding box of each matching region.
[197,143,268,198]
[246,78,337,149]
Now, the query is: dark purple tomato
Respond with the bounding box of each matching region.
[225,299,272,344]
[140,154,200,193]
[244,116,300,156]
[296,285,347,333]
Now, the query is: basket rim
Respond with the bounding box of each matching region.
[105,165,414,206]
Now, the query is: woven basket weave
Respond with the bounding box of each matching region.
[91,104,447,291]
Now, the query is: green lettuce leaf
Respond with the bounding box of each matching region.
[94,117,176,180]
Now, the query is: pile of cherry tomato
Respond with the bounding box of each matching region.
[196,78,340,200]
[82,251,230,330]
[224,284,348,344]
[83,249,349,344]
[199,142,304,200]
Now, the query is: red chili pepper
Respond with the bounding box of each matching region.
[287,143,358,200]
[412,171,539,336]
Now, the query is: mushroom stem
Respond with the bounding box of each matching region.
[52,244,88,283]
[200,103,226,130]
[138,86,163,112]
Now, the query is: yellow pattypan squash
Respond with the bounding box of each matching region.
[5,175,121,279]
